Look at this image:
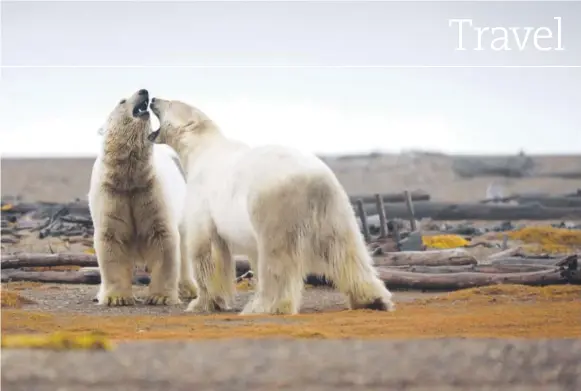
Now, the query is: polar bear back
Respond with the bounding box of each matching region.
[196,143,342,252]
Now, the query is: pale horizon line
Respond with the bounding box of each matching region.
[2,65,580,69]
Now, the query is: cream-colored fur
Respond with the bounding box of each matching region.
[88,89,196,306]
[149,97,395,315]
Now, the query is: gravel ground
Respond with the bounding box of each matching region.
[3,338,581,391]
[3,283,435,316]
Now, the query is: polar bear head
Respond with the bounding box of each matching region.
[98,89,152,142]
[148,97,215,148]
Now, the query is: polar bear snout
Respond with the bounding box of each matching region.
[131,89,150,119]
[149,97,166,117]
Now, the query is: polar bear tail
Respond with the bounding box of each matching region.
[250,173,395,314]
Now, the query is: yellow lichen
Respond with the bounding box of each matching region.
[503,226,581,254]
[1,290,36,308]
[1,332,114,350]
[422,284,581,304]
[422,235,470,249]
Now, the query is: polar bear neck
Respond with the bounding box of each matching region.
[175,129,252,178]
[101,126,154,194]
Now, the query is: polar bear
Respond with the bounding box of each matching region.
[88,89,197,306]
[148,96,395,315]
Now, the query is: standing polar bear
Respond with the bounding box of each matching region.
[88,89,197,306]
[148,96,395,315]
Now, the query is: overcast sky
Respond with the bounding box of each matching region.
[1,0,580,157]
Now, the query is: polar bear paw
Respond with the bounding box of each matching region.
[185,294,230,313]
[240,297,297,316]
[349,296,395,312]
[178,280,198,300]
[99,294,136,307]
[145,293,181,306]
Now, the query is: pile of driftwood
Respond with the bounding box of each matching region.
[2,190,581,292]
[1,248,579,291]
[351,189,581,231]
[349,189,581,252]
[2,188,581,248]
[1,200,93,246]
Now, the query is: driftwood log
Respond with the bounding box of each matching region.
[2,252,578,290]
[1,253,98,269]
[1,269,149,285]
[1,250,479,273]
[376,267,570,290]
[488,256,577,267]
[363,201,581,220]
[373,249,477,266]
[391,264,558,274]
[349,190,430,204]
[1,201,91,217]
[514,195,581,208]
[1,269,101,284]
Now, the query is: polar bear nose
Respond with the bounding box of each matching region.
[151,97,156,103]
[138,89,148,96]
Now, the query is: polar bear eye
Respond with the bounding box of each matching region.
[119,99,126,105]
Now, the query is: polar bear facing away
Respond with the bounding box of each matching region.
[148,96,395,315]
[88,89,196,306]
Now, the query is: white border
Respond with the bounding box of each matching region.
[0,0,579,69]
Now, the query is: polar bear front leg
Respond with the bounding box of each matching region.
[177,223,198,301]
[95,231,135,306]
[185,225,233,313]
[145,227,181,305]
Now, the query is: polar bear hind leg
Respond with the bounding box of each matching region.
[242,174,394,315]
[240,239,305,315]
[185,218,235,313]
[177,223,198,300]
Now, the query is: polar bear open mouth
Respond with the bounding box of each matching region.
[148,128,161,142]
[133,99,150,118]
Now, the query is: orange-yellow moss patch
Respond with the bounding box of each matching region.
[1,290,37,308]
[501,226,581,254]
[2,281,44,290]
[1,332,114,350]
[422,235,469,249]
[421,284,581,304]
[2,285,580,340]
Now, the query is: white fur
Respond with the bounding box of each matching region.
[151,98,395,315]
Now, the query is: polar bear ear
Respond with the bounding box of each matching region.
[96,119,108,136]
